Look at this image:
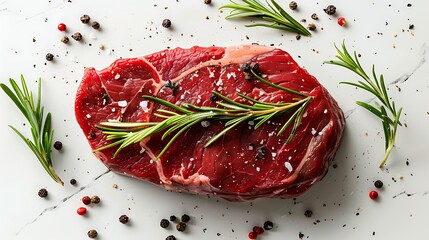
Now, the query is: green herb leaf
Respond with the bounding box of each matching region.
[325,42,402,168]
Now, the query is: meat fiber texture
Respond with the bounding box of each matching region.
[75,45,345,201]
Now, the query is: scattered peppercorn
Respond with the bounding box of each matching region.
[296,35,301,40]
[72,32,83,41]
[70,178,77,185]
[91,21,100,30]
[374,180,383,189]
[82,196,91,205]
[324,5,336,15]
[38,188,48,198]
[87,229,97,238]
[337,17,346,27]
[245,74,253,82]
[77,207,87,215]
[250,63,259,72]
[311,13,318,20]
[181,214,190,223]
[119,214,129,224]
[80,14,90,24]
[160,218,170,228]
[166,235,176,240]
[91,195,100,204]
[162,19,172,28]
[409,24,414,30]
[248,231,257,239]
[57,23,67,31]
[176,222,186,232]
[299,232,305,239]
[204,0,211,4]
[61,36,69,44]
[241,63,251,72]
[253,226,264,234]
[407,3,412,7]
[308,23,316,31]
[263,221,273,230]
[169,215,177,221]
[369,190,379,200]
[53,141,62,150]
[289,1,297,10]
[45,53,54,61]
[210,93,218,102]
[304,210,313,218]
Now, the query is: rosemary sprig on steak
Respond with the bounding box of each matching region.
[219,0,311,36]
[325,42,402,168]
[95,71,312,159]
[1,76,63,185]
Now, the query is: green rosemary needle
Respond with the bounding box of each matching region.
[95,71,312,159]
[219,0,311,36]
[1,76,63,185]
[325,42,402,168]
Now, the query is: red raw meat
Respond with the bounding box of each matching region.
[75,45,345,201]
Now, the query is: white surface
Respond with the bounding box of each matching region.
[0,1,428,239]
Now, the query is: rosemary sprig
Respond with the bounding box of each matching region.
[95,71,312,159]
[219,0,311,36]
[0,76,63,185]
[325,42,402,168]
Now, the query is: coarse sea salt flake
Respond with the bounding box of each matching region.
[139,101,149,112]
[86,114,91,119]
[118,100,127,107]
[284,162,293,172]
[114,73,120,79]
[324,109,328,114]
[311,128,317,135]
[201,120,210,127]
[256,167,260,172]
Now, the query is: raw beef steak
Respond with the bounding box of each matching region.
[75,45,345,201]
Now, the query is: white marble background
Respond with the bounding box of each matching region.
[0,0,428,239]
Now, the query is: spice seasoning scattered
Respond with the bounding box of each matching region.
[91,195,100,204]
[296,35,301,40]
[53,141,62,150]
[307,23,316,31]
[169,215,177,221]
[91,21,100,30]
[248,231,257,239]
[61,36,69,44]
[80,14,90,24]
[210,93,218,102]
[311,13,318,20]
[299,232,305,239]
[337,17,346,27]
[166,235,176,240]
[119,214,129,224]
[160,218,170,228]
[38,188,48,198]
[374,180,383,189]
[304,210,313,218]
[324,5,336,15]
[70,178,77,185]
[176,222,187,232]
[263,221,273,230]
[369,190,379,200]
[45,53,54,61]
[245,74,253,82]
[409,24,414,30]
[77,207,87,215]
[241,63,251,72]
[82,196,91,205]
[204,0,211,4]
[289,1,297,10]
[72,32,83,41]
[87,229,97,238]
[181,214,190,222]
[253,226,264,234]
[57,23,67,31]
[162,19,172,28]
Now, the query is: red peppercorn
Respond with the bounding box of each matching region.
[82,196,91,205]
[77,207,87,215]
[253,226,264,235]
[248,231,257,239]
[337,17,346,27]
[369,190,378,200]
[58,23,67,31]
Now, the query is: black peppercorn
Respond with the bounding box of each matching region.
[311,13,318,20]
[241,63,251,72]
[38,188,48,198]
[169,215,177,221]
[263,220,273,230]
[91,21,100,30]
[210,93,218,102]
[160,218,170,228]
[72,32,83,41]
[181,214,190,223]
[324,5,336,15]
[176,222,186,232]
[299,232,305,239]
[250,63,259,72]
[87,229,97,238]
[289,1,298,10]
[296,35,301,40]
[162,19,172,28]
[80,14,90,24]
[119,215,129,224]
[70,178,77,185]
[245,74,253,82]
[409,24,414,30]
[91,195,100,204]
[304,210,313,218]
[45,53,54,61]
[61,36,69,44]
[308,23,317,31]
[374,180,383,189]
[204,0,211,4]
[53,141,62,150]
[166,235,176,240]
